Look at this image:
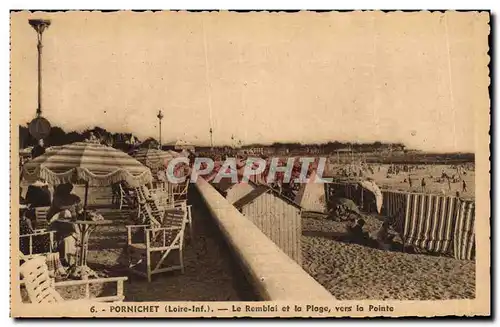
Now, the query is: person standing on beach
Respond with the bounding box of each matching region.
[408,176,412,188]
[421,177,426,192]
[462,180,467,193]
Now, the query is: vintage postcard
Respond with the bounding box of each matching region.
[10,10,490,318]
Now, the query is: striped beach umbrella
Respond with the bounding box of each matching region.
[22,141,153,208]
[132,148,180,171]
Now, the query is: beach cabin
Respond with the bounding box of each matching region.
[212,180,302,264]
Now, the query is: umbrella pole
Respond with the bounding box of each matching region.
[84,182,89,213]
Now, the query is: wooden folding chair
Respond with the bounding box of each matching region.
[20,256,128,303]
[126,222,186,282]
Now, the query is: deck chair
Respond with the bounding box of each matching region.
[118,183,137,210]
[149,187,175,209]
[172,180,189,202]
[33,206,50,230]
[126,218,186,282]
[169,201,193,238]
[132,186,153,224]
[136,186,171,227]
[19,229,56,259]
[20,256,128,303]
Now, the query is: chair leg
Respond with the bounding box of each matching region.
[146,250,152,282]
[179,249,184,274]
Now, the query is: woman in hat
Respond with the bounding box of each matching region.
[47,183,83,267]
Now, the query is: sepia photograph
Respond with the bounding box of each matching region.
[9,10,490,317]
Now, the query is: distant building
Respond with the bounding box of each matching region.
[163,139,195,152]
[275,147,290,155]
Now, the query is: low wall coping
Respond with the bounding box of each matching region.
[195,178,335,301]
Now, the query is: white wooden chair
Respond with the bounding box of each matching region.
[126,218,186,282]
[20,256,128,303]
[33,206,50,230]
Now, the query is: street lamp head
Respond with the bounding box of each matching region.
[157,110,164,120]
[29,19,51,34]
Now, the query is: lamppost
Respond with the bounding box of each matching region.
[157,110,164,150]
[209,128,213,149]
[28,19,52,141]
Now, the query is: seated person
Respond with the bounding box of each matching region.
[20,207,34,235]
[375,221,396,250]
[347,218,370,244]
[49,210,81,268]
[47,183,83,267]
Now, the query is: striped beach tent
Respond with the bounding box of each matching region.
[22,141,153,207]
[382,191,407,236]
[453,200,475,260]
[382,190,476,260]
[132,148,180,171]
[404,194,458,254]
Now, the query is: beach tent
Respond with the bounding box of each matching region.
[358,179,383,214]
[22,141,153,209]
[295,170,328,213]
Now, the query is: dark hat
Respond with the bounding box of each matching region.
[55,183,73,195]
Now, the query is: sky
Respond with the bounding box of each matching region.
[10,11,489,152]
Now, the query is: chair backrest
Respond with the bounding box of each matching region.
[34,206,50,229]
[142,203,162,227]
[163,208,185,228]
[20,256,64,303]
[135,186,148,203]
[173,180,189,201]
[34,206,50,220]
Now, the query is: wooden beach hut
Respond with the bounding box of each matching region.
[213,179,303,264]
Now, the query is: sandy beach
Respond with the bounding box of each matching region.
[325,163,475,201]
[301,214,475,300]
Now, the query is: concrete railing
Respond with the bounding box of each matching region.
[195,178,335,301]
